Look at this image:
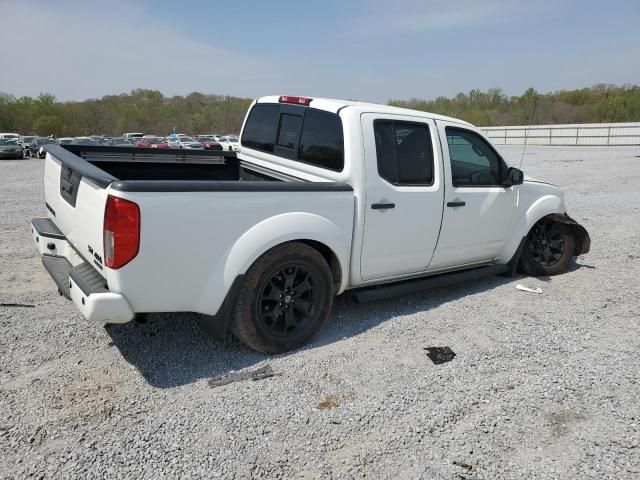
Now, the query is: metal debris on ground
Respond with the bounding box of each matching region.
[0,303,35,308]
[516,284,543,294]
[452,460,480,471]
[208,365,277,388]
[424,347,456,365]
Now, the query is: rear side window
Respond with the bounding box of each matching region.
[241,103,344,171]
[446,127,505,186]
[374,121,434,185]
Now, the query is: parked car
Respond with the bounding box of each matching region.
[20,136,36,158]
[31,95,590,354]
[30,137,57,158]
[136,136,169,148]
[0,133,20,140]
[122,132,144,139]
[166,134,204,149]
[0,138,24,159]
[106,137,135,147]
[71,137,100,146]
[218,135,239,152]
[195,135,222,150]
[58,137,74,145]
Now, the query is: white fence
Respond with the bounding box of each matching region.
[480,122,640,146]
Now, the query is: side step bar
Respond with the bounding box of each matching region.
[352,264,509,303]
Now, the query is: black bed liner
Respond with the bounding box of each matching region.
[44,144,353,193]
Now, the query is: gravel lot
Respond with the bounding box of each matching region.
[1,145,639,479]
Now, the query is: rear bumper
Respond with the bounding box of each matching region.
[32,217,134,324]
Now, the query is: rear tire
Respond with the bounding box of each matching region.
[519,218,575,276]
[231,243,334,354]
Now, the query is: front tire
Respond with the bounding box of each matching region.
[231,243,334,354]
[519,218,575,276]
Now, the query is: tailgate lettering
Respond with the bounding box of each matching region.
[59,165,82,207]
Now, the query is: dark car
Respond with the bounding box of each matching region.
[0,139,24,159]
[71,137,100,146]
[29,137,57,158]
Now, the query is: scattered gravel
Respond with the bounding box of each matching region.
[1,146,639,479]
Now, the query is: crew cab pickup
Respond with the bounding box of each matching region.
[32,95,590,353]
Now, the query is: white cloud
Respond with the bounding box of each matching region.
[0,0,288,100]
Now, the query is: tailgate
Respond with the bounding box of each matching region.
[43,145,116,276]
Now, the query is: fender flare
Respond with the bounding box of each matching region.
[545,213,591,255]
[196,212,350,340]
[195,212,350,317]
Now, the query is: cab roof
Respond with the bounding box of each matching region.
[256,95,473,127]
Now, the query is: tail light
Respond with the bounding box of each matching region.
[279,95,312,106]
[104,195,140,269]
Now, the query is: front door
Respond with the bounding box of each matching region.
[360,113,444,281]
[429,122,518,270]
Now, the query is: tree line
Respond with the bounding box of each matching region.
[389,84,640,126]
[0,84,639,137]
[0,89,253,137]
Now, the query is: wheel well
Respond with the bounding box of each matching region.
[534,213,591,256]
[298,240,342,292]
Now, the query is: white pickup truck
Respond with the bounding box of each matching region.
[32,95,590,353]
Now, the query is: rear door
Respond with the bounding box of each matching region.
[429,122,517,270]
[360,113,444,281]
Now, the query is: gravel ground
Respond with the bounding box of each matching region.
[1,146,639,479]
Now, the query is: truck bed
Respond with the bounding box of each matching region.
[52,144,282,184]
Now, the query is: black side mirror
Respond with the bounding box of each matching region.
[503,167,524,187]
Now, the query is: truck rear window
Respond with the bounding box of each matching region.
[242,103,344,172]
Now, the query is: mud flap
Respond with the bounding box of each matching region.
[546,213,591,255]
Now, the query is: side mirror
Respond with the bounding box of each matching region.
[503,167,524,187]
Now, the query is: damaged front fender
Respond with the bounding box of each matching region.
[547,213,591,255]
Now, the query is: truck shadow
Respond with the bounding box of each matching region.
[107,264,589,388]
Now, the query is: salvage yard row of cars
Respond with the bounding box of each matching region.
[0,132,239,159]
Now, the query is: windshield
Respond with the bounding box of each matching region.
[179,136,196,142]
[0,139,19,145]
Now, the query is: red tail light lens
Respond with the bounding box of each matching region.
[279,95,312,106]
[104,195,140,269]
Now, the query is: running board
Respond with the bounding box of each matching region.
[351,264,509,303]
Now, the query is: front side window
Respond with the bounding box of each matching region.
[374,121,434,185]
[446,127,505,186]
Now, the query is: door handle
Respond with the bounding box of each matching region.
[371,202,395,210]
[446,201,466,207]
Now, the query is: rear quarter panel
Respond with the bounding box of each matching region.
[105,188,355,316]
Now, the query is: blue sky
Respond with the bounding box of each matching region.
[1,0,639,102]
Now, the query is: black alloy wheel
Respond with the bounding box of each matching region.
[519,218,575,276]
[527,218,566,267]
[256,263,319,336]
[231,243,334,354]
